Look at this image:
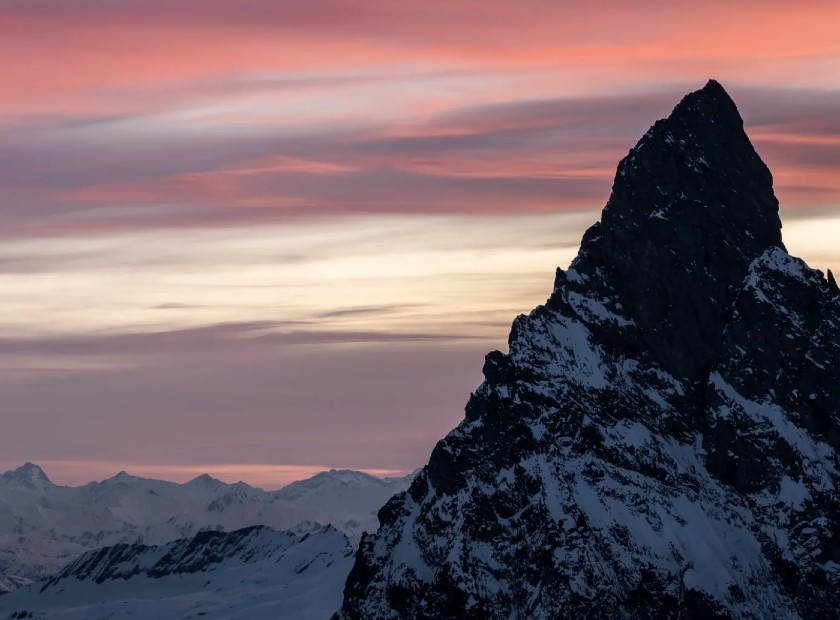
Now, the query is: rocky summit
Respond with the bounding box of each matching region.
[337,81,840,619]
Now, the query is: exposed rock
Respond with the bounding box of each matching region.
[337,81,840,619]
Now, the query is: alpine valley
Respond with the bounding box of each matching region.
[4,80,839,619]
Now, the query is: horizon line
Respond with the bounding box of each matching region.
[0,460,416,491]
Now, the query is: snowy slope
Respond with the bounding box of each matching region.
[338,81,840,619]
[0,525,353,620]
[0,464,412,593]
[276,469,419,545]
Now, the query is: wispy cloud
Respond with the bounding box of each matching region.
[2,85,838,239]
[0,321,489,364]
[316,304,426,320]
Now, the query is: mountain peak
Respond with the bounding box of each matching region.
[700,77,727,94]
[671,78,741,124]
[339,84,840,618]
[101,470,145,485]
[187,473,224,487]
[596,79,780,241]
[565,79,783,380]
[1,462,53,488]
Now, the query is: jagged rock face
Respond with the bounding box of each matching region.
[570,79,783,382]
[338,81,840,619]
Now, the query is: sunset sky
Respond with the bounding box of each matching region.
[2,1,839,488]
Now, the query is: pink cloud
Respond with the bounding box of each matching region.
[2,1,839,115]
[0,87,836,239]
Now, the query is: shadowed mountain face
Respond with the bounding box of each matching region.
[0,526,355,620]
[569,79,784,382]
[337,81,840,619]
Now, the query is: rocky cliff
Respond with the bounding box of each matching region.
[337,80,840,619]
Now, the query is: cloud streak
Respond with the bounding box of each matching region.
[2,86,839,239]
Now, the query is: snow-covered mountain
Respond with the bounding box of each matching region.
[275,469,419,545]
[338,81,840,618]
[0,463,412,593]
[0,525,353,620]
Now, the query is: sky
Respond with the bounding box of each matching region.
[1,1,840,489]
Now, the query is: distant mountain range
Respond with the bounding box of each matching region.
[0,462,413,594]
